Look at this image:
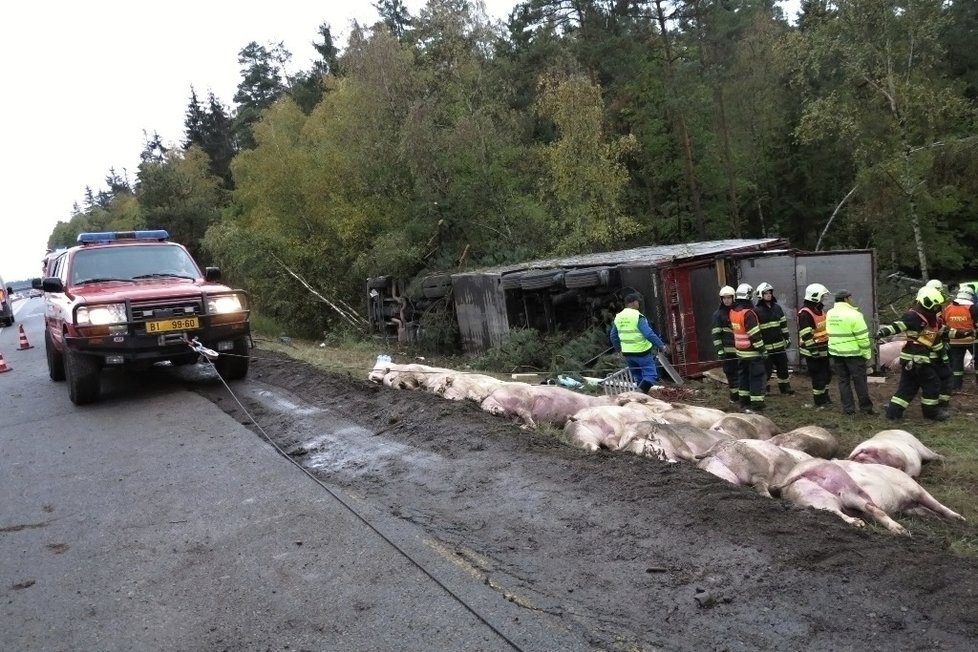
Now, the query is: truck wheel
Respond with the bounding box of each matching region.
[215,337,249,381]
[45,331,65,382]
[65,350,101,405]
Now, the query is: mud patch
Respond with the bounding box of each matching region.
[196,350,978,651]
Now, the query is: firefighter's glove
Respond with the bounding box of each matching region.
[876,328,890,340]
[900,359,914,371]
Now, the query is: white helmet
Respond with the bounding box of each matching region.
[916,282,946,303]
[918,286,945,311]
[956,288,975,306]
[804,283,830,304]
[755,282,774,299]
[719,285,735,298]
[735,283,754,300]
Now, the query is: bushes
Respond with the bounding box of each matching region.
[472,327,616,375]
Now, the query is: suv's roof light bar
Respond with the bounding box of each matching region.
[77,230,170,245]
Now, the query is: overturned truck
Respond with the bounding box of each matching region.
[368,239,877,377]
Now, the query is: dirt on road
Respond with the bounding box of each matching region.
[200,350,978,651]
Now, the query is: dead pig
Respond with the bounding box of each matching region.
[695,439,799,497]
[564,405,667,452]
[481,384,600,428]
[621,421,735,459]
[776,459,964,533]
[774,459,909,535]
[709,413,781,440]
[769,425,839,459]
[437,373,507,402]
[657,405,728,429]
[847,429,944,478]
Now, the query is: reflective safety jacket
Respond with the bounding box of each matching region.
[730,300,765,359]
[826,301,871,359]
[797,303,828,358]
[711,303,736,358]
[754,298,790,352]
[943,302,976,346]
[611,307,664,354]
[878,307,941,365]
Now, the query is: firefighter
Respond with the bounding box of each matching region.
[943,287,978,389]
[754,281,794,395]
[917,283,954,410]
[731,283,767,412]
[798,283,833,407]
[877,286,948,421]
[609,292,669,393]
[711,285,739,403]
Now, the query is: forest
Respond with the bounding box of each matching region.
[46,0,978,339]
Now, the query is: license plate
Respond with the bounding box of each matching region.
[146,317,199,333]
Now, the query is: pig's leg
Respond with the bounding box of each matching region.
[785,480,867,528]
[838,492,909,536]
[749,474,774,498]
[615,426,638,452]
[905,488,966,521]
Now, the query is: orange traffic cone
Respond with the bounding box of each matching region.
[17,325,34,350]
[0,352,11,373]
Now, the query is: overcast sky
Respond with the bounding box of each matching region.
[0,0,797,282]
[0,0,518,281]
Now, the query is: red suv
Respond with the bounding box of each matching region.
[42,230,251,405]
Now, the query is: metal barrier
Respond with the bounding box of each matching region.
[602,368,637,395]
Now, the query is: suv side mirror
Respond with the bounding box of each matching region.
[42,277,64,293]
[204,267,221,282]
[31,278,43,290]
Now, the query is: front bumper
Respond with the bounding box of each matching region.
[63,316,250,364]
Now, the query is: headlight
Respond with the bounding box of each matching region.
[76,303,127,326]
[208,293,244,314]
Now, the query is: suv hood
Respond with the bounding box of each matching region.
[67,280,236,303]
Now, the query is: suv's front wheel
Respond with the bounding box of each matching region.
[65,349,101,405]
[214,337,250,381]
[45,330,65,381]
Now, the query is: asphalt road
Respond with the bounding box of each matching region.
[0,299,579,651]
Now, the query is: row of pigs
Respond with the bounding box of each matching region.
[368,361,965,536]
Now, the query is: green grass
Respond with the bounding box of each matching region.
[693,374,978,556]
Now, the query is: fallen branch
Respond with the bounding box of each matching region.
[270,254,368,329]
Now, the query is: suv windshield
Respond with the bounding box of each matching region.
[70,244,201,286]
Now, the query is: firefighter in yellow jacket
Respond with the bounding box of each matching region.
[826,289,875,415]
[610,292,669,393]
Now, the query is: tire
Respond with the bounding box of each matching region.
[423,285,450,299]
[214,337,250,381]
[65,349,101,405]
[46,330,65,382]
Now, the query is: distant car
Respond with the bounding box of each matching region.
[29,289,42,298]
[42,229,251,405]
